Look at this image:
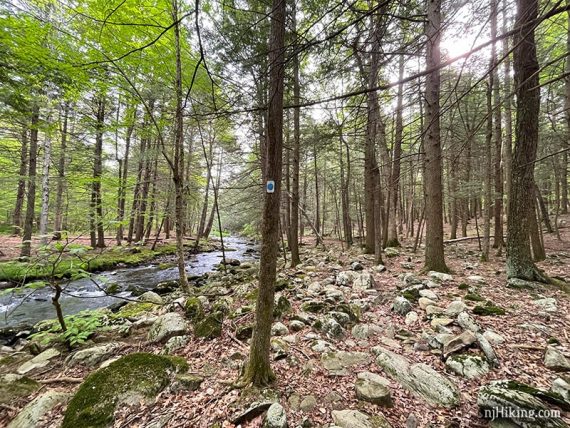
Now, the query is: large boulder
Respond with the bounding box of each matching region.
[17,348,60,374]
[194,312,224,339]
[353,272,376,290]
[321,351,370,375]
[264,403,287,428]
[62,353,188,428]
[392,297,412,316]
[0,374,40,404]
[148,313,188,343]
[478,380,569,428]
[374,347,460,408]
[8,391,72,428]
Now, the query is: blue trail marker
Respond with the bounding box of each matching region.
[266,180,275,193]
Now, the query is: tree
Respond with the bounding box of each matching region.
[239,0,286,386]
[423,0,448,272]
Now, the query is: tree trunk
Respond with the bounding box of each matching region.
[482,64,493,262]
[563,0,570,214]
[172,0,189,293]
[387,54,404,247]
[240,0,285,387]
[423,0,448,272]
[39,123,52,244]
[289,4,301,265]
[13,125,28,236]
[506,0,545,280]
[313,142,321,245]
[116,106,134,244]
[54,102,69,235]
[503,0,514,220]
[21,105,40,258]
[91,96,106,248]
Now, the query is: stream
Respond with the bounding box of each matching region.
[0,237,257,336]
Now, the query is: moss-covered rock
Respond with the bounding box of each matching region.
[184,297,205,322]
[111,302,154,320]
[458,283,470,290]
[194,312,224,339]
[0,374,40,404]
[465,293,486,302]
[473,302,506,316]
[236,324,254,340]
[300,300,326,313]
[62,353,187,428]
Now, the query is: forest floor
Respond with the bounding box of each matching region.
[0,219,569,427]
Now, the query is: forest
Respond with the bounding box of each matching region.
[0,0,570,426]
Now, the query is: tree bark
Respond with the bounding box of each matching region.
[423,0,448,272]
[240,0,285,387]
[506,0,545,280]
[13,125,28,236]
[21,105,40,258]
[39,121,52,244]
[54,102,69,236]
[91,96,106,248]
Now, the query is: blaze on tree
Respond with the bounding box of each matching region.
[238,0,286,386]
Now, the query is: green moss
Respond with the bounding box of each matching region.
[500,380,570,411]
[547,337,561,345]
[473,301,506,316]
[273,295,292,318]
[0,375,40,404]
[336,303,361,322]
[63,353,187,428]
[106,283,119,295]
[0,355,16,366]
[235,323,254,340]
[275,278,288,291]
[401,288,420,302]
[458,283,470,290]
[464,293,485,302]
[300,301,326,313]
[111,302,154,319]
[194,312,223,339]
[184,297,204,322]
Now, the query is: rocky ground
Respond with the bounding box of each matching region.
[1,225,570,428]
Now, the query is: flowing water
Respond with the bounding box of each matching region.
[0,237,257,333]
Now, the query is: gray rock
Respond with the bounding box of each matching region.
[446,301,468,317]
[431,318,454,329]
[163,335,191,354]
[483,330,505,345]
[392,296,412,315]
[425,305,445,316]
[17,348,60,374]
[351,261,364,271]
[476,332,500,368]
[429,271,453,283]
[375,347,460,407]
[457,311,481,333]
[418,297,436,310]
[468,275,486,284]
[332,409,391,428]
[533,298,557,313]
[264,403,287,428]
[442,331,477,358]
[446,354,490,379]
[322,317,344,339]
[328,311,351,327]
[139,291,163,305]
[299,395,317,412]
[507,278,539,290]
[336,271,356,286]
[478,380,568,428]
[289,320,305,332]
[67,342,124,367]
[375,265,387,273]
[419,289,438,300]
[148,312,188,343]
[351,324,381,340]
[8,391,71,428]
[544,347,570,372]
[405,311,419,326]
[551,377,570,401]
[353,272,376,290]
[384,247,400,258]
[355,372,392,406]
[271,322,289,336]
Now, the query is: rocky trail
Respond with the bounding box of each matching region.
[1,231,569,428]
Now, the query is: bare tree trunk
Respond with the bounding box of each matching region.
[13,126,28,236]
[116,107,134,245]
[424,0,448,272]
[482,60,493,262]
[313,142,321,245]
[340,133,352,246]
[563,0,570,214]
[503,0,514,220]
[21,105,40,258]
[240,0,285,386]
[535,183,553,233]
